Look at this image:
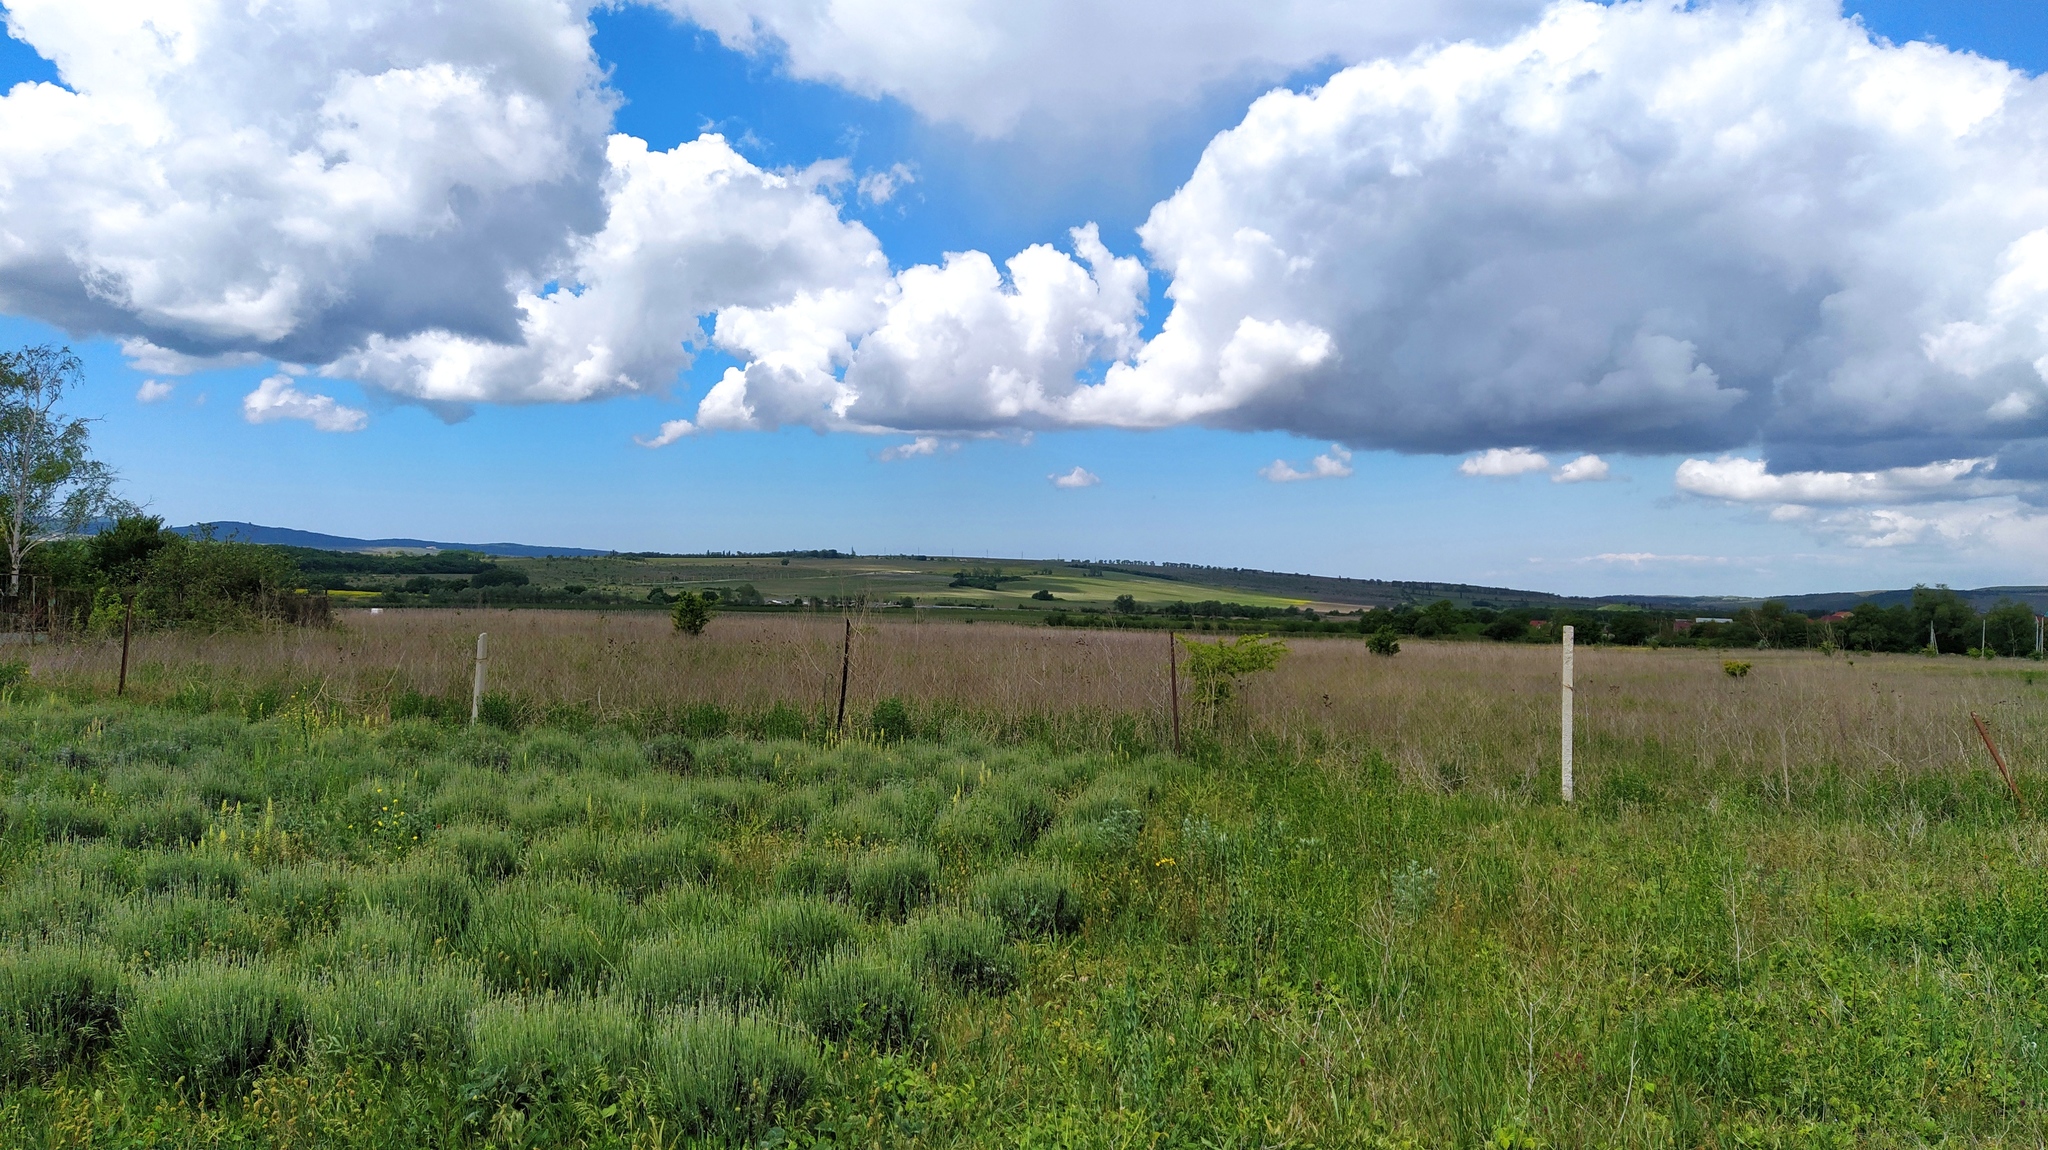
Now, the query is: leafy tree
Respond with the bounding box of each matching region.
[1841,602,1914,652]
[0,346,128,594]
[1483,613,1530,642]
[1607,611,1657,647]
[1366,627,1401,656]
[1112,594,1139,615]
[1031,589,1055,601]
[1909,585,1976,654]
[90,515,170,586]
[671,590,714,635]
[470,565,529,588]
[1177,633,1288,713]
[1982,598,2037,657]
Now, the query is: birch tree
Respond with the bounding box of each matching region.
[0,346,125,595]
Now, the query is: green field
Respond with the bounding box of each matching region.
[0,671,2043,1147]
[437,554,1314,612]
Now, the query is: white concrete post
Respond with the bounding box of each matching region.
[1561,625,1575,803]
[470,632,489,725]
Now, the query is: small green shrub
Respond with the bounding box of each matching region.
[745,899,856,968]
[434,823,521,880]
[306,966,479,1067]
[121,962,305,1096]
[907,914,1021,995]
[974,865,1083,939]
[1723,660,1752,678]
[644,733,696,774]
[139,853,246,898]
[468,995,645,1109]
[645,1009,820,1142]
[671,591,715,636]
[1366,628,1400,656]
[792,956,928,1051]
[372,863,477,942]
[520,732,585,771]
[465,881,630,993]
[869,698,913,743]
[242,866,352,943]
[104,894,264,966]
[747,703,808,740]
[22,795,110,842]
[529,826,718,899]
[622,931,783,1008]
[114,798,208,849]
[0,660,28,691]
[774,851,851,900]
[0,948,126,1081]
[850,850,937,922]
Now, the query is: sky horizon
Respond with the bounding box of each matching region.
[4,1,2048,599]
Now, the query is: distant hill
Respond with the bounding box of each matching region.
[149,523,2048,614]
[1077,559,2048,616]
[169,522,607,558]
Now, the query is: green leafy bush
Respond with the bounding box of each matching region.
[1366,627,1401,656]
[869,697,913,743]
[1177,633,1289,712]
[120,962,305,1096]
[671,591,714,636]
[643,733,696,774]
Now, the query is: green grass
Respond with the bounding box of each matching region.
[0,691,2041,1146]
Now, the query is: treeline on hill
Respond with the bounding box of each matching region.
[27,517,300,633]
[1049,585,2045,656]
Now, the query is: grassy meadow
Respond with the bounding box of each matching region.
[0,612,2045,1146]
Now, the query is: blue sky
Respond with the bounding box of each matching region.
[2,1,2047,596]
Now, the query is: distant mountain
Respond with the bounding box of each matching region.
[169,522,608,558]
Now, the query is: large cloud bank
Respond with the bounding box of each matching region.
[653,0,1549,137]
[4,0,2048,510]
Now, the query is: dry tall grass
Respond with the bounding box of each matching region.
[24,608,2045,795]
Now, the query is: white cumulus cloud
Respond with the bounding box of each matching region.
[134,379,173,404]
[1460,447,1550,477]
[1674,456,2005,505]
[635,419,696,448]
[880,436,941,461]
[242,376,368,433]
[1554,454,1611,483]
[1260,444,1353,482]
[1096,0,2048,464]
[1050,466,1100,489]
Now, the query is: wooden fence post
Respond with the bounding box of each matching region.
[117,592,134,697]
[835,618,852,734]
[470,632,488,724]
[1561,625,1575,803]
[1167,630,1182,755]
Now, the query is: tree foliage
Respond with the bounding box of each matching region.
[1177,633,1288,712]
[671,591,715,635]
[0,345,127,593]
